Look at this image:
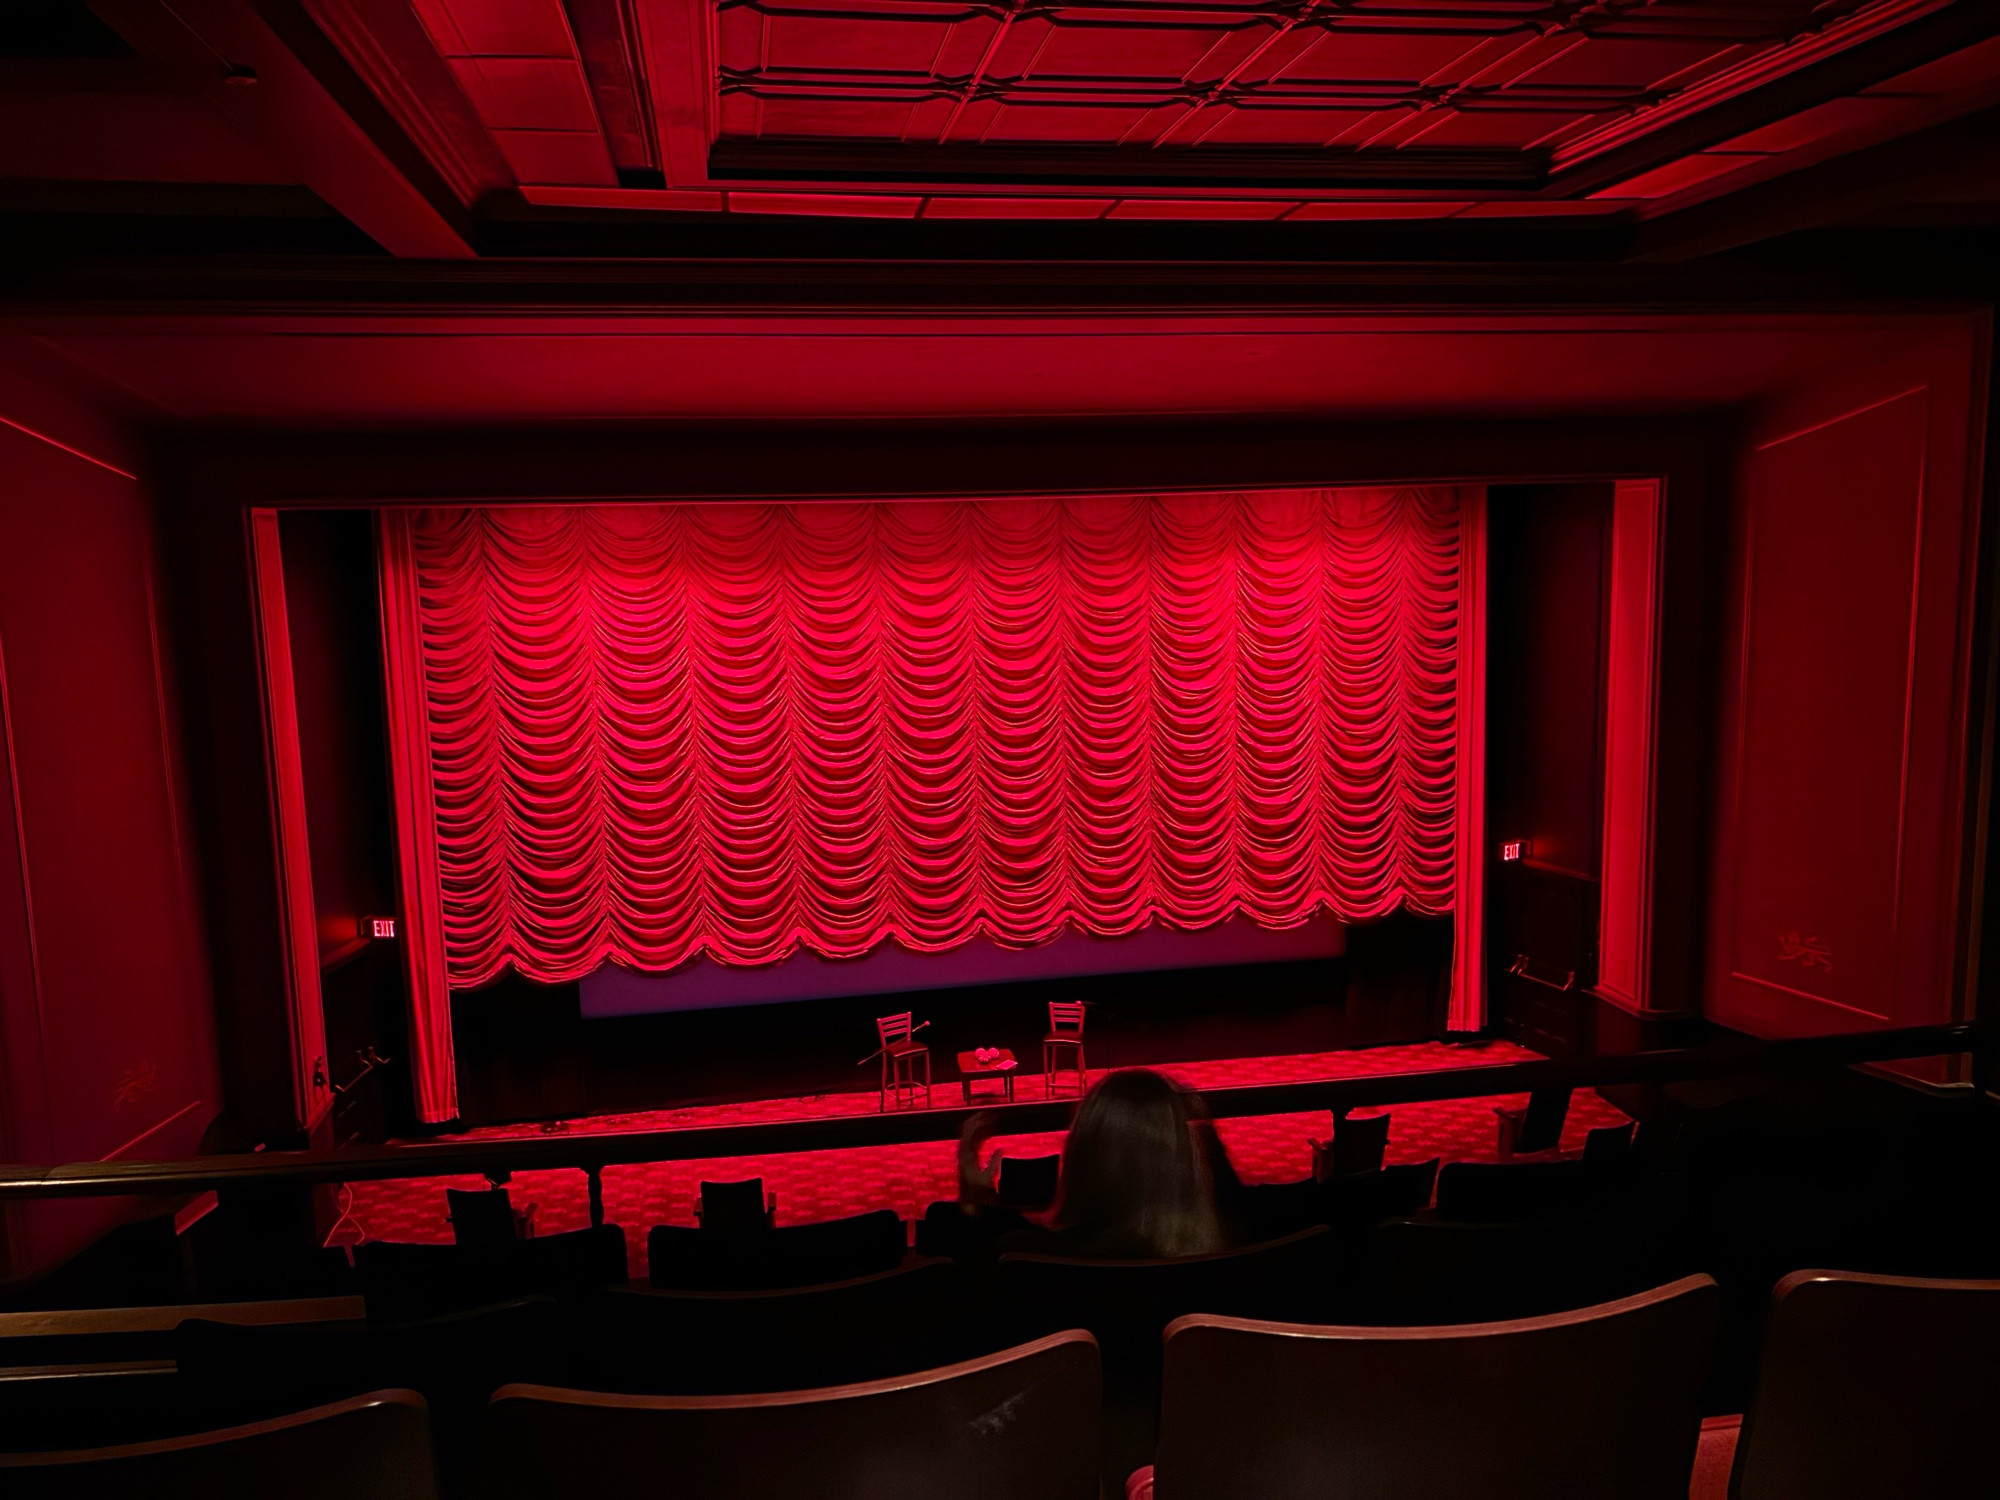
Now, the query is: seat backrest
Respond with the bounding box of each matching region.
[354,1228,628,1320]
[1327,1110,1391,1177]
[1377,1156,1440,1214]
[1047,1001,1085,1035]
[586,1259,981,1393]
[876,1011,915,1046]
[1434,1157,1605,1220]
[997,1153,1060,1210]
[0,1388,438,1500]
[514,1223,631,1293]
[1583,1120,1636,1168]
[999,1227,1336,1344]
[651,1209,906,1290]
[490,1330,1100,1500]
[1233,1179,1330,1241]
[1630,1114,1684,1167]
[356,1240,508,1321]
[1515,1085,1574,1154]
[914,1200,1033,1261]
[445,1186,517,1248]
[1363,1209,1669,1325]
[173,1297,569,1437]
[1153,1275,1719,1500]
[1730,1269,2000,1500]
[1319,1157,1438,1229]
[699,1178,769,1233]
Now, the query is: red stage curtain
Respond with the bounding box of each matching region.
[378,513,458,1123]
[378,490,1478,1115]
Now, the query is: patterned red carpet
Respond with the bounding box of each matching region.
[338,1040,1629,1277]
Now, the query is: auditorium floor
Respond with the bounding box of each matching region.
[340,1039,1630,1276]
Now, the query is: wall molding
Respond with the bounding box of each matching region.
[1597,477,1665,1015]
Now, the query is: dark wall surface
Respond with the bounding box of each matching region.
[277,510,413,1140]
[278,509,396,955]
[1484,482,1612,1052]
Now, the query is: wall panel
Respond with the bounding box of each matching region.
[0,421,219,1277]
[1710,327,1986,1037]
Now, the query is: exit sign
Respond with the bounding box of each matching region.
[1500,840,1526,863]
[370,916,398,940]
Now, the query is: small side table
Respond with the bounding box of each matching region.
[957,1048,1018,1104]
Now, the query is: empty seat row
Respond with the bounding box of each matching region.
[362,1193,1680,1331]
[9,1268,1995,1499]
[386,1148,1647,1308]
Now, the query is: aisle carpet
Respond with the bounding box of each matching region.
[337,1040,1629,1277]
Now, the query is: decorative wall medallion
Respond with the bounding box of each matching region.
[1777,931,1833,973]
[114,1060,160,1110]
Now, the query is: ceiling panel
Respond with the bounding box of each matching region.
[34,0,1994,234]
[413,0,616,185]
[702,0,1896,189]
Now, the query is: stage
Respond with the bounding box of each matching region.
[338,1039,1631,1277]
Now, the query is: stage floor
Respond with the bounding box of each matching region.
[339,1039,1630,1275]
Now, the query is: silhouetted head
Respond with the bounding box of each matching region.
[1054,1068,1222,1257]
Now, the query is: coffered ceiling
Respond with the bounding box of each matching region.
[2,0,1999,253]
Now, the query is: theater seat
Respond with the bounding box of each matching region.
[1139,1274,1719,1500]
[697,1178,776,1233]
[1320,1157,1440,1229]
[1000,1227,1336,1488]
[1231,1178,1329,1241]
[1434,1157,1611,1219]
[648,1208,907,1290]
[580,1258,987,1393]
[996,1154,1060,1210]
[914,1199,1032,1260]
[487,1329,1101,1500]
[356,1225,629,1320]
[0,1388,437,1499]
[173,1296,571,1455]
[1364,1207,1675,1324]
[1719,1269,2000,1499]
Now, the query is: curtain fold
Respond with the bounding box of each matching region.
[377,510,458,1123]
[382,490,1470,1011]
[1448,487,1489,1034]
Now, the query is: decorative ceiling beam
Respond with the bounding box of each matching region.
[88,0,476,256]
[289,0,514,208]
[1628,100,2000,260]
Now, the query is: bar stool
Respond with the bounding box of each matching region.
[1043,1001,1087,1097]
[869,1012,931,1111]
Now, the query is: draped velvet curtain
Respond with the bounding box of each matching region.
[380,489,1480,1121]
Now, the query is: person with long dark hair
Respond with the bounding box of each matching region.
[1025,1067,1234,1258]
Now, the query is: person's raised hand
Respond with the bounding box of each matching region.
[957,1109,1002,1203]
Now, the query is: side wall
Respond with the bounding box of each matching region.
[1708,322,1991,1036]
[0,398,219,1279]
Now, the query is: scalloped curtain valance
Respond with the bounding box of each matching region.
[379,489,1483,1121]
